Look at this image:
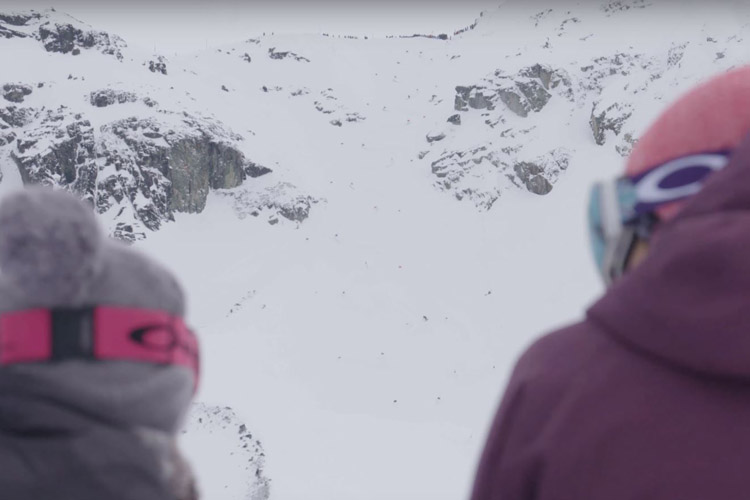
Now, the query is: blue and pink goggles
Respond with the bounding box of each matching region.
[0,306,200,391]
[588,151,730,285]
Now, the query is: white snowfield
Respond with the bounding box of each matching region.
[1,1,749,498]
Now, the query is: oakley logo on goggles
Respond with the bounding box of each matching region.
[589,151,730,285]
[0,307,200,391]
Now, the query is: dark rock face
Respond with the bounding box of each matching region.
[105,116,252,215]
[2,84,32,103]
[447,114,461,125]
[167,137,246,213]
[513,161,553,195]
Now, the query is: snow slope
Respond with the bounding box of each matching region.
[2,1,750,498]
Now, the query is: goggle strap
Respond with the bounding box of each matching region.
[0,307,199,390]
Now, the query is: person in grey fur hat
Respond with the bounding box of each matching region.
[0,187,200,500]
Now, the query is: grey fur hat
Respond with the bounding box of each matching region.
[0,187,194,432]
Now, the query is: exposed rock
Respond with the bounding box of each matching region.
[602,0,649,15]
[0,131,15,147]
[590,101,633,145]
[345,113,365,123]
[580,52,655,93]
[330,119,342,127]
[315,101,334,114]
[89,89,137,107]
[454,86,471,111]
[215,182,321,226]
[0,12,42,26]
[148,56,168,75]
[182,403,270,500]
[268,47,310,62]
[0,105,38,127]
[513,162,552,195]
[447,114,461,125]
[615,132,638,157]
[0,11,124,58]
[104,116,252,215]
[667,43,688,68]
[3,83,32,103]
[454,65,569,119]
[430,145,569,208]
[11,111,97,205]
[426,131,446,143]
[0,24,27,39]
[38,21,124,60]
[242,53,252,63]
[454,85,495,111]
[9,107,271,241]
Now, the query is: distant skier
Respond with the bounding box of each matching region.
[0,188,199,500]
[472,66,750,500]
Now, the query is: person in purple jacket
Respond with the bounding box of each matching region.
[471,66,750,500]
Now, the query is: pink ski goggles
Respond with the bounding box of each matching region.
[0,307,200,391]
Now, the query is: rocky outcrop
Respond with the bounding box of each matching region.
[89,89,137,107]
[3,83,32,103]
[148,56,168,75]
[0,12,41,26]
[590,101,633,145]
[454,64,570,118]
[426,131,446,143]
[513,161,553,195]
[103,116,253,215]
[431,144,570,209]
[454,86,493,112]
[7,106,270,241]
[0,10,126,60]
[215,182,322,226]
[0,106,39,127]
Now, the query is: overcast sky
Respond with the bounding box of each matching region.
[3,0,503,53]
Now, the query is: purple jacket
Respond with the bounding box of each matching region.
[471,135,750,500]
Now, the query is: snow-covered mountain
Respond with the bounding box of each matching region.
[1,1,749,498]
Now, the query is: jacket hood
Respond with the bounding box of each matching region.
[589,132,750,379]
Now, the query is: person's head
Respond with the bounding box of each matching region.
[0,186,200,497]
[589,66,750,285]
